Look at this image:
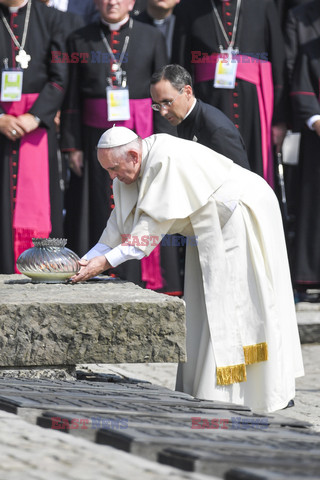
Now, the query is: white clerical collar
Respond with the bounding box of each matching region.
[101,15,129,31]
[183,98,197,121]
[9,0,29,13]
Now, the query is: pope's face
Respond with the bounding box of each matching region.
[94,0,135,23]
[150,79,193,126]
[97,147,140,184]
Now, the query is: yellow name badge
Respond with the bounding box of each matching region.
[106,86,130,121]
[214,56,238,89]
[1,70,23,102]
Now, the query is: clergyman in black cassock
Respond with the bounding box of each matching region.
[150,64,249,168]
[136,0,180,60]
[172,0,288,186]
[178,99,249,169]
[60,13,168,257]
[291,37,320,289]
[60,2,182,294]
[0,0,68,274]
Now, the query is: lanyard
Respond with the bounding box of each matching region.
[100,17,133,73]
[210,0,241,52]
[0,0,32,68]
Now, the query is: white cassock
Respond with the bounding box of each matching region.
[98,134,304,414]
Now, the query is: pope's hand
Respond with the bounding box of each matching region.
[71,255,110,283]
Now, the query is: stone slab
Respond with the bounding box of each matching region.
[225,468,320,480]
[0,392,249,415]
[0,275,186,367]
[159,443,320,478]
[35,408,314,463]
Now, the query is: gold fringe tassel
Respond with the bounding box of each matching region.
[216,343,268,385]
[216,363,247,386]
[244,342,268,365]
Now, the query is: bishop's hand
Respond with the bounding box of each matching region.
[16,113,40,134]
[0,113,25,140]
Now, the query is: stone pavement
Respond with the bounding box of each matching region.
[0,409,212,480]
[0,344,319,480]
[277,344,320,432]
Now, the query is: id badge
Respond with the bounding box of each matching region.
[1,69,23,102]
[106,86,130,121]
[213,56,238,89]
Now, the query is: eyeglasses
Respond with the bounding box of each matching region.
[151,88,184,112]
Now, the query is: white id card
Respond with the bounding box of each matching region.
[1,69,23,102]
[213,56,238,89]
[106,86,130,121]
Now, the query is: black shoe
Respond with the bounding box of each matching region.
[283,399,295,409]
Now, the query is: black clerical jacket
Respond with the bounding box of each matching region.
[177,99,250,169]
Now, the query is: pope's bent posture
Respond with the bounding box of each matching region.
[72,126,304,414]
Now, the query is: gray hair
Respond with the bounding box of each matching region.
[110,137,142,161]
[150,64,193,91]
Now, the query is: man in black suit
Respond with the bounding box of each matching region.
[290,37,320,299]
[283,0,320,294]
[136,0,180,60]
[150,64,250,169]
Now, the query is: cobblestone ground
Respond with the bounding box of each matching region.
[80,344,320,433]
[0,345,318,480]
[278,344,320,432]
[0,410,213,480]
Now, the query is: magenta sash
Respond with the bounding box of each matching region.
[83,97,153,138]
[0,94,51,270]
[83,97,163,290]
[194,54,274,187]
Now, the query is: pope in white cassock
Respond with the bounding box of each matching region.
[71,126,304,414]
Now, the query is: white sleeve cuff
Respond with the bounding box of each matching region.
[105,244,145,268]
[307,115,320,130]
[83,242,111,260]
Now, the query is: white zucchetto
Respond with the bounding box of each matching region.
[97,126,138,149]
